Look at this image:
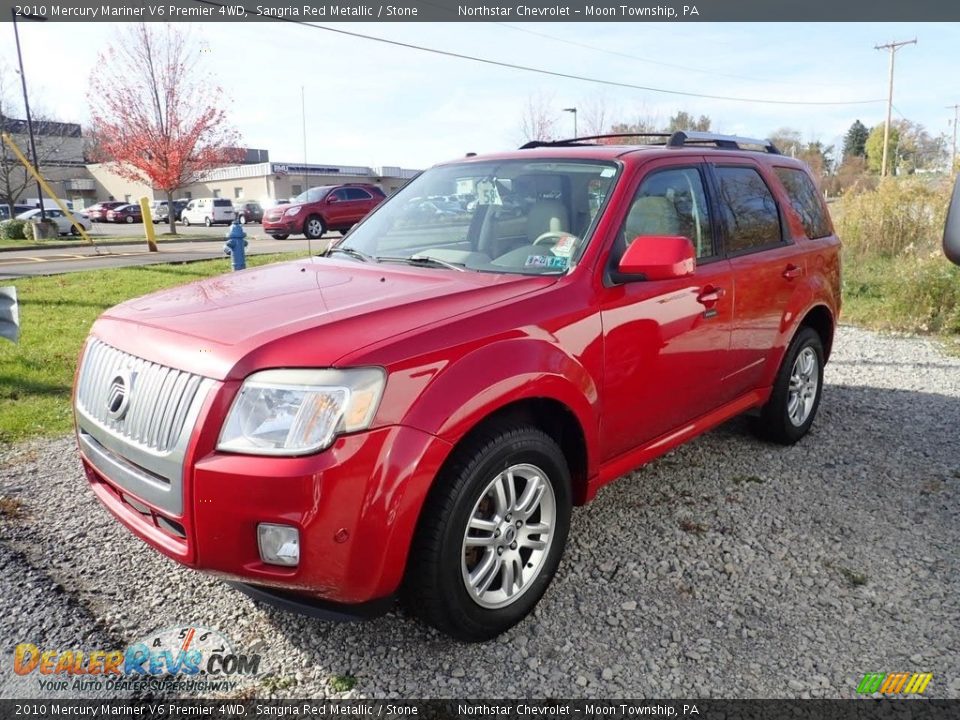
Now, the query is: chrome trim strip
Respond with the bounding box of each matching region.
[79,430,176,514]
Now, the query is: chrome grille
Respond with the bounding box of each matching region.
[76,339,204,454]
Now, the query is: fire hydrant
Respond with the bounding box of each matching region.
[223,217,248,271]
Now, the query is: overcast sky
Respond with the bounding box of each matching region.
[1,21,957,169]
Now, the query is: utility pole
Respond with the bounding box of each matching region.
[874,38,916,177]
[948,104,959,174]
[11,9,47,218]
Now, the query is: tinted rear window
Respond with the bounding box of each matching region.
[213,199,232,207]
[774,167,832,239]
[714,166,782,254]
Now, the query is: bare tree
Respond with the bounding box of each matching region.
[518,92,559,144]
[0,63,73,208]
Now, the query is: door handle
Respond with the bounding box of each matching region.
[782,264,804,280]
[696,285,725,306]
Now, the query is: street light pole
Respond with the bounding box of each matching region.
[563,107,577,139]
[11,9,47,219]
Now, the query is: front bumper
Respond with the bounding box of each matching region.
[262,217,299,234]
[79,394,452,605]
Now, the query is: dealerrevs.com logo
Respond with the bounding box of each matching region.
[13,625,261,694]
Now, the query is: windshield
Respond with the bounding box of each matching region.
[338,159,619,275]
[294,187,332,204]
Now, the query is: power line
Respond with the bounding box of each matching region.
[194,1,886,107]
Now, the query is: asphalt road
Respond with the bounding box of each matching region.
[0,227,334,280]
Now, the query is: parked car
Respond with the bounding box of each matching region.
[262,184,385,239]
[233,201,264,225]
[15,207,92,235]
[106,204,143,224]
[1,204,34,220]
[73,132,840,641]
[181,198,235,226]
[86,202,127,222]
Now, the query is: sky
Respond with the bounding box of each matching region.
[1,20,958,170]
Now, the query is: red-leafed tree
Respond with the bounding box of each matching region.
[88,23,242,244]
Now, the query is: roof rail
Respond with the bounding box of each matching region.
[520,133,672,149]
[667,131,781,154]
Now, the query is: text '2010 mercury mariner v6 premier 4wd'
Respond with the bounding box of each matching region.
[74,132,840,641]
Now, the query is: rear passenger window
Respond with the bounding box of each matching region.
[619,167,715,260]
[345,188,372,200]
[714,166,782,253]
[774,167,832,239]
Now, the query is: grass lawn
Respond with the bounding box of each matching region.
[0,252,302,444]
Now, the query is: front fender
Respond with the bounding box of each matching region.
[381,336,601,478]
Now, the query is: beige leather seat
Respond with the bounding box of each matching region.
[526,199,569,243]
[623,196,680,244]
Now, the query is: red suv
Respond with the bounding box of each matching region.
[73,132,839,641]
[262,183,385,239]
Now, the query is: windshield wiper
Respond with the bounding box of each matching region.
[325,246,378,263]
[379,255,467,272]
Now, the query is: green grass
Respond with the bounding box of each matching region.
[0,252,303,444]
[328,674,357,692]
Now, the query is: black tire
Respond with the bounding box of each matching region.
[340,225,352,236]
[403,425,572,642]
[270,234,289,240]
[125,216,134,224]
[70,226,79,236]
[751,326,824,445]
[204,217,212,227]
[303,215,325,239]
[239,215,247,225]
[183,216,191,227]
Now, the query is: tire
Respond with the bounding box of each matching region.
[303,215,325,239]
[125,216,134,224]
[70,226,79,236]
[403,425,572,642]
[239,215,247,225]
[341,225,352,236]
[204,217,212,227]
[751,326,825,445]
[270,234,289,240]
[183,216,191,227]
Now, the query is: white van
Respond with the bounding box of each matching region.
[180,198,235,226]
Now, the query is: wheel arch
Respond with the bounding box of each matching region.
[798,303,835,362]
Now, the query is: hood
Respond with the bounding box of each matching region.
[93,258,553,380]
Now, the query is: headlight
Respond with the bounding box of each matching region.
[217,368,386,456]
[284,206,302,217]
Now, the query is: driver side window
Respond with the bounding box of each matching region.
[616,167,714,264]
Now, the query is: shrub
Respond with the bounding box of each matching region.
[0,219,28,240]
[836,177,950,258]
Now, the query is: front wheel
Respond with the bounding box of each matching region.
[182,216,191,227]
[403,425,571,641]
[204,217,212,227]
[751,326,824,444]
[239,215,247,225]
[304,216,325,239]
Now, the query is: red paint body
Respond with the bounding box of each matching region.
[76,145,840,606]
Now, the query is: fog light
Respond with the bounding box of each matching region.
[257,523,300,567]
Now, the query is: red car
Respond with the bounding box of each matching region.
[105,204,143,224]
[86,201,127,222]
[262,183,385,239]
[73,132,840,640]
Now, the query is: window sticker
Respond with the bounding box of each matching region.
[475,180,502,206]
[551,234,576,257]
[524,255,569,269]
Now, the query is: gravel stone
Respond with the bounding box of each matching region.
[1,326,958,699]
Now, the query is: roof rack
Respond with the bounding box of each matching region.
[520,133,672,149]
[667,131,781,154]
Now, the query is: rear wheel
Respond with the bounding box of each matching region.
[239,215,247,225]
[204,217,212,227]
[751,326,824,444]
[125,216,134,224]
[403,425,571,641]
[304,216,325,239]
[70,226,79,236]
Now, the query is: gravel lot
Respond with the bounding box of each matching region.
[1,325,958,700]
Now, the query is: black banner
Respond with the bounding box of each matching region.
[2,700,960,720]
[0,0,959,22]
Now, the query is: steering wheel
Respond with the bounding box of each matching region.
[532,231,574,246]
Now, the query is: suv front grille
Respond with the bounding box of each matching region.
[76,339,204,453]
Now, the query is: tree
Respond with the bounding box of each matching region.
[666,111,711,133]
[865,124,899,174]
[769,127,803,157]
[842,120,869,160]
[0,63,73,208]
[518,92,558,144]
[88,24,241,240]
[892,119,946,174]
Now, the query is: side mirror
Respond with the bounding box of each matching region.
[944,175,960,266]
[617,235,696,281]
[327,195,339,203]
